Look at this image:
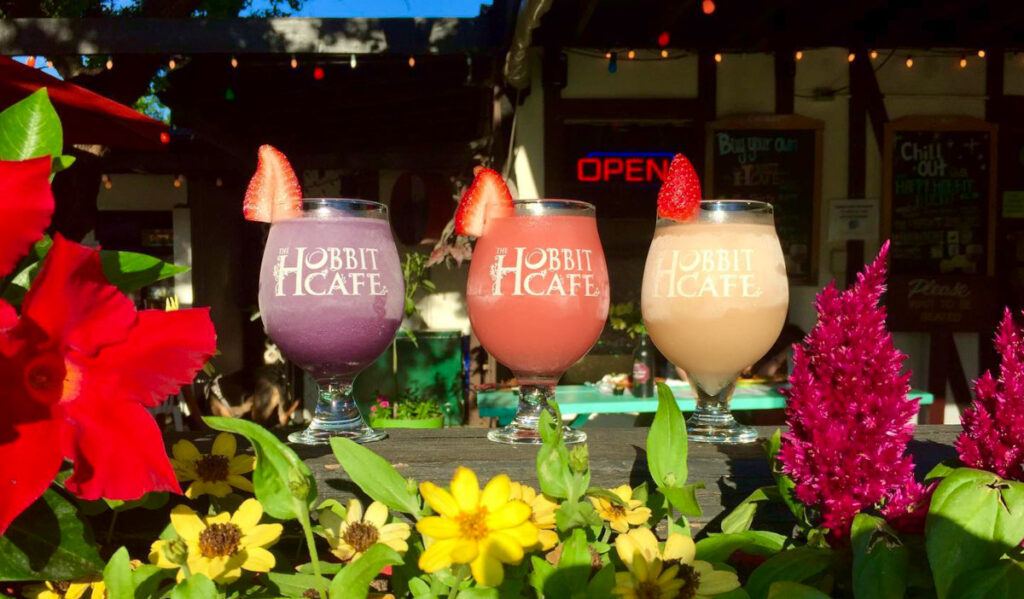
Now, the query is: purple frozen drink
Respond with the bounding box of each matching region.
[258,199,403,444]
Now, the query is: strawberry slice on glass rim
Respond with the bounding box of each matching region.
[453,166,514,237]
[657,153,702,222]
[242,144,303,222]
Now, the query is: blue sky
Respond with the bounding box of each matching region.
[247,0,493,17]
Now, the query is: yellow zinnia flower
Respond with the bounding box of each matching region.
[614,527,740,599]
[22,576,104,599]
[319,499,411,561]
[590,485,651,533]
[149,498,282,583]
[415,467,539,587]
[170,433,255,499]
[508,482,559,551]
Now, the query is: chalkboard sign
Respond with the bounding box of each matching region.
[883,116,997,278]
[706,115,823,284]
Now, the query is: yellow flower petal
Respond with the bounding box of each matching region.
[486,532,525,564]
[379,522,411,542]
[538,529,559,551]
[184,481,206,499]
[232,498,263,530]
[470,552,504,587]
[419,538,459,572]
[450,538,479,564]
[229,454,255,475]
[663,533,695,564]
[485,500,531,531]
[149,540,178,568]
[242,523,283,548]
[364,501,389,528]
[346,499,364,525]
[227,474,254,492]
[625,507,652,526]
[212,432,237,458]
[610,516,630,534]
[332,543,356,561]
[207,481,234,498]
[480,474,511,511]
[612,485,634,503]
[420,482,460,519]
[501,521,539,548]
[171,439,201,463]
[451,467,481,512]
[241,546,276,572]
[170,505,204,541]
[416,516,460,539]
[206,511,231,525]
[64,582,88,599]
[319,509,344,544]
[615,531,642,566]
[170,459,197,482]
[383,538,409,554]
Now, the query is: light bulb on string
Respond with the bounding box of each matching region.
[605,51,612,59]
[702,0,715,15]
[26,56,36,67]
[173,176,182,188]
[313,66,325,80]
[960,56,968,68]
[714,53,722,63]
[795,50,803,61]
[978,49,986,58]
[905,55,914,68]
[105,57,113,70]
[408,56,416,68]
[230,56,238,68]
[350,54,357,69]
[290,56,298,69]
[661,49,669,58]
[46,60,53,68]
[627,49,636,60]
[658,31,670,47]
[104,180,112,190]
[215,177,223,187]
[848,52,856,63]
[608,52,618,73]
[168,58,176,70]
[159,131,170,144]
[870,50,878,60]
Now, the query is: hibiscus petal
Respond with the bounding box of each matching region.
[451,467,480,512]
[0,157,54,278]
[21,236,136,355]
[0,413,64,534]
[0,300,16,331]
[87,308,216,407]
[211,433,236,458]
[62,398,181,500]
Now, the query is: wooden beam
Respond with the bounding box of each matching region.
[850,49,887,156]
[774,49,795,114]
[986,48,1004,122]
[0,17,500,56]
[848,51,866,198]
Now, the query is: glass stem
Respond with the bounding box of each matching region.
[314,379,362,428]
[689,379,738,426]
[510,380,558,432]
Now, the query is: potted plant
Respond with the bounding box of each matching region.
[368,384,446,429]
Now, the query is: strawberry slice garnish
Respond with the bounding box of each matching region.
[657,154,701,221]
[454,166,514,237]
[243,144,303,222]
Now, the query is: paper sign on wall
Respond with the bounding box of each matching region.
[828,199,879,242]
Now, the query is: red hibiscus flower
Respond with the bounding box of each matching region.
[0,156,55,326]
[0,160,216,534]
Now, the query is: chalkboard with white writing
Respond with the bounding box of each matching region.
[707,115,823,284]
[883,117,998,277]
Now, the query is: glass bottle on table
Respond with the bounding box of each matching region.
[258,198,404,445]
[641,200,788,443]
[631,335,655,398]
[467,199,610,444]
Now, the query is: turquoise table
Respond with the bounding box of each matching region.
[477,382,935,428]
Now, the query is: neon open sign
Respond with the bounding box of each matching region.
[575,151,675,183]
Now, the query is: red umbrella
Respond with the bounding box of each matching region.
[0,56,169,151]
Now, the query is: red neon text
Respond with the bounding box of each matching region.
[576,157,670,183]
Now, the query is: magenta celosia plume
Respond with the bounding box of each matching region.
[957,308,1024,481]
[778,242,923,537]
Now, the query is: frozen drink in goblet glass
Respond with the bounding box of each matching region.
[258,198,403,445]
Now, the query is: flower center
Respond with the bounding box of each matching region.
[53,580,71,596]
[342,521,380,553]
[23,353,73,404]
[608,504,628,518]
[195,454,230,482]
[456,509,489,540]
[302,590,323,599]
[636,580,662,599]
[675,563,700,599]
[198,523,242,558]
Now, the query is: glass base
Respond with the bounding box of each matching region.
[686,415,758,444]
[288,421,387,445]
[488,424,586,445]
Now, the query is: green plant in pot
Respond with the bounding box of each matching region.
[368,384,445,428]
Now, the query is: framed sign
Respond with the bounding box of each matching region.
[706,114,823,284]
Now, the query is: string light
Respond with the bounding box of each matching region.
[173,176,183,188]
[657,31,670,47]
[661,49,669,58]
[960,56,968,68]
[168,58,176,70]
[605,51,612,59]
[159,131,170,144]
[46,60,53,68]
[102,174,112,190]
[627,49,636,60]
[290,56,298,69]
[105,57,113,70]
[313,66,325,80]
[608,52,618,73]
[26,56,35,67]
[848,52,856,63]
[978,49,986,58]
[350,54,358,69]
[702,0,715,15]
[408,56,416,68]
[230,56,238,68]
[870,50,878,60]
[795,50,803,61]
[905,55,914,68]
[215,177,223,187]
[714,53,722,63]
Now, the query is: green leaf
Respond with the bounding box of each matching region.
[647,382,688,488]
[555,500,602,532]
[696,531,788,563]
[103,547,134,599]
[946,560,1024,599]
[550,529,591,592]
[265,571,332,597]
[926,468,1024,599]
[585,487,627,506]
[924,460,959,483]
[204,417,316,519]
[767,581,831,599]
[408,577,434,598]
[456,588,499,599]
[721,487,777,534]
[329,437,421,515]
[745,546,833,599]
[51,154,75,176]
[169,574,217,599]
[99,251,189,293]
[586,564,616,599]
[131,564,176,599]
[661,483,704,517]
[0,489,105,581]
[529,556,557,598]
[0,88,62,162]
[536,407,574,500]
[765,429,806,527]
[851,513,907,599]
[329,544,404,599]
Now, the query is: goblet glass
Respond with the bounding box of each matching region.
[641,200,789,443]
[467,199,610,444]
[258,199,404,445]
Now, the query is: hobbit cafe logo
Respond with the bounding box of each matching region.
[274,247,388,296]
[489,247,601,297]
[650,249,764,298]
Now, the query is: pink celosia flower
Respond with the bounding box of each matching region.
[778,242,920,538]
[957,309,1024,481]
[380,400,390,409]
